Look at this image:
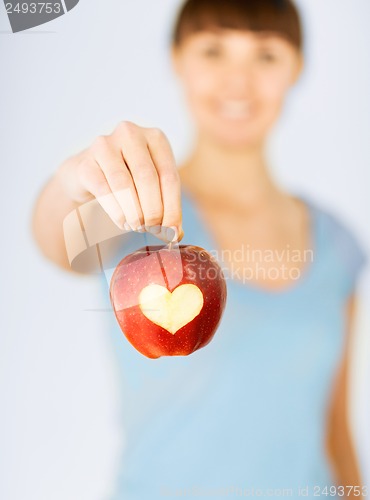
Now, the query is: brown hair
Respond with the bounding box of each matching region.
[172,0,303,52]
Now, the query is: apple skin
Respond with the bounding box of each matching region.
[110,245,227,359]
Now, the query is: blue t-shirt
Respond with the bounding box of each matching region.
[99,190,367,500]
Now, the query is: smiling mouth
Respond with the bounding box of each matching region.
[218,100,253,120]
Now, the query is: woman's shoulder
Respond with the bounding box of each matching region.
[302,193,368,295]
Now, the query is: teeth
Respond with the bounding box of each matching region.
[219,101,252,119]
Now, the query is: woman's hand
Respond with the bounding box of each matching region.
[56,121,183,241]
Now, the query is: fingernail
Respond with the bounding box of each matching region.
[123,223,131,232]
[147,225,161,235]
[136,225,145,233]
[167,226,179,242]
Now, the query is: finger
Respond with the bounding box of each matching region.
[92,135,144,231]
[145,128,182,240]
[77,157,128,230]
[113,122,163,231]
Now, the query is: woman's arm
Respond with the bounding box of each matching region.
[325,294,363,494]
[32,152,87,272]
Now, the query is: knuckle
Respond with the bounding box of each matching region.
[77,158,94,181]
[160,169,180,186]
[108,169,130,189]
[117,120,137,136]
[93,179,110,197]
[91,135,109,154]
[148,127,166,141]
[135,166,157,183]
[144,210,163,226]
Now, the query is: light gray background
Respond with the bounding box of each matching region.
[0,1,369,498]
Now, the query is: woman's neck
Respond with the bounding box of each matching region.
[179,133,283,211]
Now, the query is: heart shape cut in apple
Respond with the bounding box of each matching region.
[139,283,204,334]
[110,245,227,358]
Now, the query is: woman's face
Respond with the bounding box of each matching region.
[172,29,303,148]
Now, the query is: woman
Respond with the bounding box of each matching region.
[32,0,367,498]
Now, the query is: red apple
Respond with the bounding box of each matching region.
[110,245,227,359]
